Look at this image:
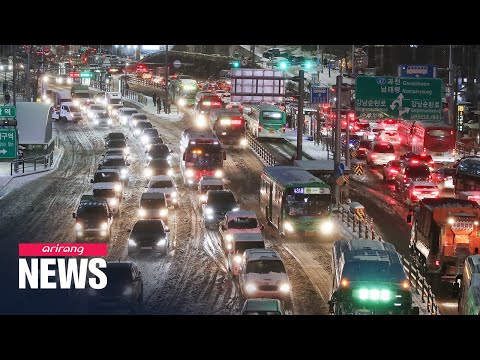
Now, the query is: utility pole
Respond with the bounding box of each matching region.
[165,45,169,114]
[448,45,455,126]
[346,112,351,167]
[26,45,31,102]
[296,70,305,160]
[12,45,16,106]
[334,75,342,208]
[351,45,355,78]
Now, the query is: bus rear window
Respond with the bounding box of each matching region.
[373,143,394,153]
[262,111,284,120]
[428,129,452,137]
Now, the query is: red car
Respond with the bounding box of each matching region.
[383,160,405,182]
[225,102,243,113]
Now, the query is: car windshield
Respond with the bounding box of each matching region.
[202,184,223,192]
[90,106,104,111]
[107,133,125,140]
[107,140,127,148]
[103,266,131,285]
[132,221,165,233]
[439,168,456,176]
[109,99,122,105]
[228,217,258,229]
[69,106,80,112]
[235,241,265,253]
[149,137,164,144]
[106,150,123,157]
[103,158,126,167]
[208,192,236,206]
[407,166,430,177]
[141,199,165,208]
[94,172,120,182]
[262,111,284,120]
[124,110,138,116]
[136,122,153,130]
[150,180,173,188]
[428,129,452,137]
[149,159,170,168]
[77,205,108,218]
[144,129,159,136]
[96,113,109,119]
[246,259,286,274]
[93,189,116,198]
[286,194,331,217]
[373,143,394,153]
[149,147,170,157]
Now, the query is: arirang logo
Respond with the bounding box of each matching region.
[18,243,108,290]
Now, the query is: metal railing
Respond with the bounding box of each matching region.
[123,89,148,106]
[455,141,479,158]
[127,75,164,89]
[246,133,276,167]
[10,151,54,176]
[336,205,440,315]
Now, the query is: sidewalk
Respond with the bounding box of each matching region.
[284,128,332,160]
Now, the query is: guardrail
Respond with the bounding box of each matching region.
[336,205,440,315]
[455,141,479,157]
[246,133,276,167]
[123,89,148,106]
[10,151,54,176]
[127,76,164,89]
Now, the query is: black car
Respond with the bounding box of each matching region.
[141,128,160,146]
[105,132,127,144]
[145,136,164,150]
[132,121,153,137]
[127,219,170,255]
[87,261,143,314]
[98,155,130,184]
[144,158,173,178]
[202,190,239,229]
[145,144,172,163]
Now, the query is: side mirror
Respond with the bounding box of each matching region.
[72,212,76,218]
[410,306,420,316]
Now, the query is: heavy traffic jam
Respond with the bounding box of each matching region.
[4,45,480,315]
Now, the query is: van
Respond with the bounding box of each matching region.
[52,102,83,122]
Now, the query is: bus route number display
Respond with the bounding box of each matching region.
[293,187,323,194]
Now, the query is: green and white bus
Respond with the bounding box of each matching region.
[245,103,286,139]
[260,166,333,237]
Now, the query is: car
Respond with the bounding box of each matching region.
[145,175,178,208]
[145,136,164,150]
[219,210,263,248]
[198,176,224,203]
[56,74,73,85]
[355,139,371,160]
[238,249,292,307]
[366,141,396,166]
[406,181,439,202]
[240,298,285,315]
[383,160,405,182]
[87,104,107,120]
[431,167,456,190]
[145,144,172,163]
[98,155,130,184]
[108,104,124,118]
[226,232,265,276]
[131,120,153,137]
[92,182,122,214]
[141,128,159,146]
[129,113,148,128]
[118,107,139,125]
[138,192,168,220]
[91,112,113,127]
[91,168,123,188]
[202,190,239,229]
[378,118,399,131]
[225,101,243,113]
[105,132,127,144]
[374,130,401,146]
[351,121,370,137]
[196,94,223,114]
[127,219,170,256]
[410,153,435,172]
[394,163,430,194]
[87,261,143,314]
[144,158,174,178]
[365,126,384,141]
[105,139,130,157]
[73,195,113,242]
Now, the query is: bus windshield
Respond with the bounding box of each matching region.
[286,193,331,217]
[186,147,223,170]
[262,111,284,121]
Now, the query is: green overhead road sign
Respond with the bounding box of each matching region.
[0,129,17,159]
[0,106,16,118]
[80,71,94,78]
[355,76,442,121]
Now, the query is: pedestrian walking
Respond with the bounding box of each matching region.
[2,81,7,95]
[4,92,10,105]
[152,92,157,107]
[163,97,167,114]
[157,95,162,111]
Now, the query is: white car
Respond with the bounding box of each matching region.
[227,233,265,276]
[145,175,178,208]
[87,104,108,120]
[92,182,122,215]
[118,107,139,126]
[239,249,292,305]
[407,181,439,202]
[375,130,401,146]
[198,176,224,204]
[366,141,396,166]
[366,126,385,141]
[219,210,263,248]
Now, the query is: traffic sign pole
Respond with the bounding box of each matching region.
[296,70,304,161]
[334,75,342,208]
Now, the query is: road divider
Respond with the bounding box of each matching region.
[246,133,276,167]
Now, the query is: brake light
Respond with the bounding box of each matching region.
[371,154,377,158]
[435,260,440,267]
[411,160,420,164]
[231,119,243,126]
[283,124,286,133]
[429,160,435,164]
[403,175,407,183]
[354,126,360,131]
[389,169,398,173]
[413,191,422,196]
[258,124,262,132]
[211,101,221,106]
[431,191,439,197]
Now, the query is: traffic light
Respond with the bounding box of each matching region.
[232,60,240,68]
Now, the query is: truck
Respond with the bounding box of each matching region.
[407,198,480,277]
[105,92,123,107]
[71,84,90,106]
[53,90,72,108]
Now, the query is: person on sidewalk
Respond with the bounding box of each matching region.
[2,81,7,95]
[152,92,157,107]
[4,92,10,105]
[166,97,171,114]
[163,97,167,114]
[157,98,162,114]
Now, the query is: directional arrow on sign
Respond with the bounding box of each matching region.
[390,93,404,110]
[399,106,411,117]
[0,149,7,155]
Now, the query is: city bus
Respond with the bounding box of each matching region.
[177,79,198,107]
[398,120,455,164]
[244,103,286,140]
[329,239,418,315]
[179,127,226,186]
[457,255,480,315]
[454,157,480,193]
[260,166,333,237]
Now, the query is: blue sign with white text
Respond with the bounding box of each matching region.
[398,64,437,78]
[311,86,329,104]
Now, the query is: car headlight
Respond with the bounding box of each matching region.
[146,144,152,151]
[200,194,207,202]
[157,238,166,247]
[123,148,130,155]
[185,169,194,177]
[226,243,232,250]
[88,288,97,296]
[147,155,152,161]
[57,78,63,84]
[320,220,334,235]
[114,183,122,192]
[215,170,223,178]
[75,223,82,230]
[144,168,153,177]
[121,168,128,175]
[108,198,118,206]
[234,254,242,264]
[101,222,108,230]
[171,191,177,198]
[108,119,113,125]
[240,138,248,147]
[284,221,294,232]
[178,98,186,107]
[134,129,141,135]
[138,208,146,218]
[167,155,172,161]
[205,207,213,215]
[67,78,73,84]
[93,120,99,125]
[128,239,137,246]
[108,105,112,110]
[245,283,257,294]
[122,287,133,296]
[45,98,51,105]
[280,283,291,293]
[196,114,207,128]
[225,234,233,242]
[141,135,148,143]
[167,169,174,176]
[112,110,118,116]
[232,207,239,212]
[73,100,80,106]
[160,208,168,217]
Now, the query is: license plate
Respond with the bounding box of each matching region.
[304,230,317,236]
[141,246,153,250]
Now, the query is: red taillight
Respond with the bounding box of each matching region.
[211,102,221,107]
[435,260,440,267]
[411,160,420,164]
[283,124,286,132]
[258,124,262,132]
[429,160,435,164]
[354,126,360,131]
[403,175,407,183]
[413,191,422,196]
[371,154,377,158]
[389,169,398,173]
[431,191,439,197]
[231,119,243,126]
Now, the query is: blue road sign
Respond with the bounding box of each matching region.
[336,163,345,176]
[311,86,329,104]
[398,64,437,78]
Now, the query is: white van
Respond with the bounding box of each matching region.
[52,102,83,122]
